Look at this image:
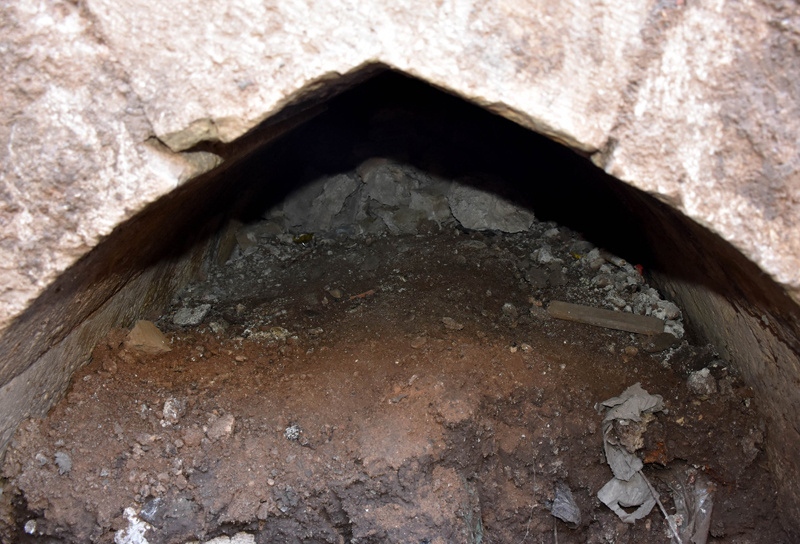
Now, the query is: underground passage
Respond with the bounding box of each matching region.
[0,71,798,543]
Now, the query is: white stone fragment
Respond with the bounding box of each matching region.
[173,304,211,326]
[114,507,151,544]
[664,319,685,339]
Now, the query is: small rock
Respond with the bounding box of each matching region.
[234,228,258,253]
[569,240,594,256]
[501,302,519,320]
[530,305,550,320]
[54,452,72,475]
[209,321,228,334]
[623,346,639,356]
[535,244,562,265]
[551,480,581,528]
[35,453,48,466]
[102,357,118,373]
[327,288,342,300]
[442,317,464,331]
[410,336,427,349]
[448,184,535,233]
[543,227,561,238]
[653,300,681,321]
[114,422,125,440]
[606,294,627,309]
[125,321,171,355]
[687,368,718,397]
[664,319,685,338]
[139,497,164,524]
[173,304,212,327]
[593,274,613,288]
[584,248,606,271]
[162,398,186,424]
[182,426,205,447]
[115,508,152,544]
[525,267,549,289]
[284,424,302,441]
[207,414,236,440]
[204,532,256,544]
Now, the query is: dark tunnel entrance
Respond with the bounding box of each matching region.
[0,71,796,543]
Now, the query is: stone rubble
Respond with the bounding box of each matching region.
[175,161,686,347]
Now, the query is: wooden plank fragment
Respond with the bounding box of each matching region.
[547,300,665,335]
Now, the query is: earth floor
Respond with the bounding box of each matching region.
[0,227,788,543]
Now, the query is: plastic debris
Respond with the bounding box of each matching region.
[598,472,657,523]
[666,468,715,544]
[551,480,581,528]
[597,383,665,523]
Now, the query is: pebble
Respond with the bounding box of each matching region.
[327,288,342,300]
[162,398,186,424]
[207,414,236,440]
[534,245,562,265]
[688,368,718,397]
[182,426,205,447]
[442,317,464,331]
[125,320,172,355]
[664,320,685,338]
[501,303,519,320]
[284,424,302,441]
[653,300,681,321]
[54,452,72,475]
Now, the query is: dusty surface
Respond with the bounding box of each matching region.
[1,223,788,543]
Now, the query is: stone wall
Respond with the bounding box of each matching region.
[2,0,800,533]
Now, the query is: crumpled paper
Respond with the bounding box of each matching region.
[597,383,665,523]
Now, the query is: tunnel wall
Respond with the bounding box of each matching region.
[2,0,800,535]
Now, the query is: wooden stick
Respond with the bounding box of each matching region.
[547,300,664,335]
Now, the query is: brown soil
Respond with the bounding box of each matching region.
[0,227,788,543]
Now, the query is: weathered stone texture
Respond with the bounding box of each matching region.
[601,0,800,300]
[0,1,217,332]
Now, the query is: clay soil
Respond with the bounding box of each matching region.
[0,228,789,543]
